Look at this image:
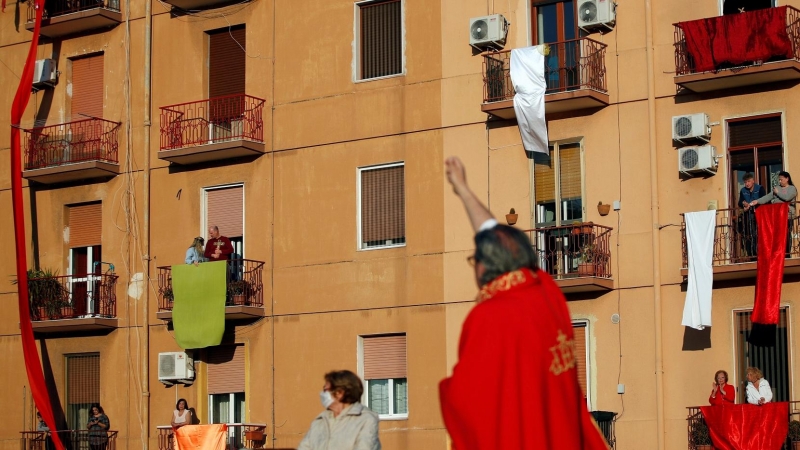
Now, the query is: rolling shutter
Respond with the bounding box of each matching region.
[728,115,782,148]
[363,334,407,380]
[360,0,402,79]
[209,27,246,98]
[69,203,102,248]
[572,323,588,398]
[206,186,243,239]
[67,353,100,404]
[207,344,245,394]
[559,143,582,200]
[71,54,104,119]
[360,165,405,247]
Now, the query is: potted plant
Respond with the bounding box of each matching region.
[789,420,800,450]
[229,280,248,305]
[244,428,265,442]
[571,222,594,235]
[162,287,174,305]
[577,243,598,277]
[691,420,712,450]
[597,201,611,216]
[505,208,518,226]
[16,268,66,320]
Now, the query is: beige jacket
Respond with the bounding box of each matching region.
[297,403,381,450]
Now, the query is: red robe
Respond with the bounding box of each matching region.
[204,236,234,261]
[439,268,609,450]
[709,384,736,406]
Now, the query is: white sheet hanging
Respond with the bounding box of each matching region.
[682,210,716,330]
[510,46,548,154]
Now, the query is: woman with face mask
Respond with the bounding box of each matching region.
[297,370,381,450]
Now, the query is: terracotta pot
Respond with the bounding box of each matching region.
[598,204,611,216]
[578,263,597,277]
[245,430,264,441]
[792,441,800,450]
[36,306,48,321]
[505,213,518,225]
[61,306,74,319]
[232,294,246,305]
[696,445,713,450]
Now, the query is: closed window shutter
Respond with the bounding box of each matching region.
[363,334,407,380]
[559,143,581,200]
[207,344,245,394]
[69,203,102,248]
[206,186,244,238]
[67,353,100,404]
[360,165,405,247]
[729,116,782,148]
[572,323,588,398]
[71,54,104,119]
[209,27,246,98]
[360,0,402,79]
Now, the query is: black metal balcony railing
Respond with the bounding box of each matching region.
[157,259,265,311]
[21,430,118,450]
[23,118,121,171]
[29,273,118,321]
[483,38,608,103]
[27,0,120,22]
[524,222,613,280]
[591,411,617,449]
[680,205,800,268]
[674,6,800,76]
[687,403,799,450]
[156,424,267,450]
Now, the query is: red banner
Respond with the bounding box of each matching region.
[753,203,788,325]
[701,402,788,450]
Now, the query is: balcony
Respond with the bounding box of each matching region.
[156,424,268,450]
[674,7,800,93]
[481,38,609,119]
[680,206,800,281]
[22,118,121,185]
[159,94,266,165]
[28,272,118,334]
[687,403,798,450]
[156,259,266,321]
[26,0,121,39]
[524,222,614,294]
[21,430,118,450]
[159,0,233,11]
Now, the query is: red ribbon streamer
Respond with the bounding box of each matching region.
[11,2,65,449]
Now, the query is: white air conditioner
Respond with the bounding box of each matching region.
[32,59,58,89]
[469,14,508,49]
[679,145,718,176]
[673,113,711,142]
[578,0,616,32]
[158,352,195,383]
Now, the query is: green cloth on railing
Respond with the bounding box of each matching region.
[172,261,227,349]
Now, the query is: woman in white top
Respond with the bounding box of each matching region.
[745,367,773,405]
[171,399,192,429]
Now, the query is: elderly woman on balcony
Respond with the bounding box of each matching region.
[753,171,797,256]
[709,370,735,405]
[745,367,773,406]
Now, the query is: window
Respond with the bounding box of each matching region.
[68,203,104,317]
[727,115,783,207]
[722,0,774,15]
[358,163,405,250]
[207,344,245,447]
[734,309,790,403]
[208,26,246,141]
[356,0,403,80]
[71,54,104,119]
[203,185,244,257]
[361,334,408,419]
[572,321,591,409]
[531,0,581,92]
[66,353,100,430]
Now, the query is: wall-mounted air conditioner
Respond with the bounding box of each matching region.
[578,0,616,32]
[679,145,718,176]
[158,352,195,384]
[33,59,58,89]
[469,14,509,50]
[673,113,711,143]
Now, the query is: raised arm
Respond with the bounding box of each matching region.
[445,157,495,232]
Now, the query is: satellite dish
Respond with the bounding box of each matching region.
[579,1,598,23]
[471,19,489,40]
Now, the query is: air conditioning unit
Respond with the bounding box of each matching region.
[578,0,616,32]
[32,59,58,89]
[673,113,711,143]
[158,352,194,384]
[469,14,509,49]
[679,145,718,176]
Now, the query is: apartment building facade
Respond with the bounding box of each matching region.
[1,0,799,449]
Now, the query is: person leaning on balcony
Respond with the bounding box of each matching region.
[745,367,773,406]
[709,370,736,405]
[185,237,207,266]
[204,226,234,262]
[738,173,766,257]
[753,171,797,256]
[87,403,110,450]
[36,412,53,450]
[171,398,192,429]
[297,370,381,450]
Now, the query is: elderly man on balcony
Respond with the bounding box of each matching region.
[738,173,766,258]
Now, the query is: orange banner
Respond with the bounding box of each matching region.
[175,424,228,450]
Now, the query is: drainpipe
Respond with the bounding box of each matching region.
[141,0,153,447]
[644,0,665,448]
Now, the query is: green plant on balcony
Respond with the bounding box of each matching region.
[691,420,712,447]
[789,420,800,446]
[228,280,249,306]
[14,268,69,320]
[577,243,599,277]
[162,287,174,303]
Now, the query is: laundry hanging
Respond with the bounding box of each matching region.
[510,46,548,154]
[682,210,716,330]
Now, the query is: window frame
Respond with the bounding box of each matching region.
[571,319,592,410]
[65,352,101,431]
[356,161,406,251]
[530,0,580,46]
[353,0,406,83]
[201,183,246,257]
[718,0,777,15]
[357,333,409,420]
[529,138,586,228]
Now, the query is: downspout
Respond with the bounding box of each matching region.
[142,0,153,447]
[644,0,665,448]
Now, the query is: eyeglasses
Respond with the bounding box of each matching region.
[467,255,477,267]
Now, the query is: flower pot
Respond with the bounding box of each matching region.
[36,306,48,321]
[792,441,800,450]
[61,305,74,319]
[696,445,713,450]
[505,213,518,225]
[598,204,611,216]
[232,294,246,305]
[244,430,264,441]
[578,263,597,277]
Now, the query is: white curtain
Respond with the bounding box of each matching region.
[682,210,716,330]
[510,46,548,154]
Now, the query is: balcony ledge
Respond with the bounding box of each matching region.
[23,160,119,184]
[30,317,118,334]
[26,8,121,38]
[161,0,233,9]
[158,139,265,165]
[680,257,800,281]
[481,89,610,120]
[157,305,266,321]
[674,59,800,93]
[555,277,614,294]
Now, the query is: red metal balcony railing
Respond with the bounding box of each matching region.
[27,0,121,22]
[523,222,613,280]
[159,94,266,151]
[28,273,118,321]
[483,38,608,103]
[157,259,265,311]
[687,403,799,449]
[674,6,800,76]
[156,424,267,450]
[21,430,118,450]
[680,204,800,268]
[23,118,121,171]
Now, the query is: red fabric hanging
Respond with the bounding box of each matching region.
[753,203,787,325]
[679,6,794,73]
[700,402,788,450]
[11,2,64,449]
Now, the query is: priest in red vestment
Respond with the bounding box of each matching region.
[439,157,609,450]
[204,225,234,261]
